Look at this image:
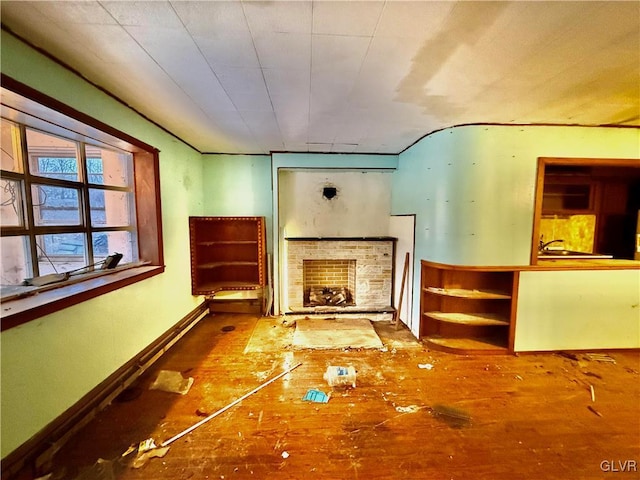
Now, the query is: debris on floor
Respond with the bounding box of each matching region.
[303,389,330,403]
[132,448,170,469]
[149,370,194,395]
[418,363,434,370]
[324,365,357,387]
[395,405,422,413]
[585,353,616,364]
[588,405,603,417]
[133,362,304,468]
[430,404,472,429]
[558,351,580,361]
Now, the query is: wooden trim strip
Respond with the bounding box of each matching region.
[0,301,210,479]
[420,259,640,272]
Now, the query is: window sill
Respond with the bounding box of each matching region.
[0,265,164,331]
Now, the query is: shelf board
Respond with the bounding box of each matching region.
[424,335,508,355]
[424,286,511,299]
[423,311,509,326]
[197,261,258,269]
[194,281,263,294]
[197,240,258,246]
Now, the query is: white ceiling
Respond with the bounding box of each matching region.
[1,1,638,154]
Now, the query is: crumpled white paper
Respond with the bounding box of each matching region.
[149,370,194,395]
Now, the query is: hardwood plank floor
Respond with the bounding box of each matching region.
[18,313,640,479]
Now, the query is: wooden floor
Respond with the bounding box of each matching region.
[19,313,640,479]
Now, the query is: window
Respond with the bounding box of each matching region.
[532,157,640,263]
[1,119,138,282]
[1,76,164,329]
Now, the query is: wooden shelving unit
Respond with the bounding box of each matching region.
[189,216,266,295]
[420,260,518,355]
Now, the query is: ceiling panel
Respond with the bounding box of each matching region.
[243,1,312,35]
[0,0,637,154]
[312,1,384,36]
[253,32,312,70]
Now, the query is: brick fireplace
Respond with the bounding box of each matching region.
[284,237,396,312]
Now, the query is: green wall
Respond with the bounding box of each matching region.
[201,154,273,251]
[392,124,640,331]
[1,32,205,457]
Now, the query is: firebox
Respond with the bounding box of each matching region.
[303,259,356,307]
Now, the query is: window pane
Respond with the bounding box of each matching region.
[27,128,79,181]
[90,189,132,227]
[85,145,132,187]
[1,119,23,173]
[1,236,32,285]
[31,184,82,226]
[36,234,86,275]
[1,178,25,227]
[92,231,137,264]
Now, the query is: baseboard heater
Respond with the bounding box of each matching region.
[1,301,210,479]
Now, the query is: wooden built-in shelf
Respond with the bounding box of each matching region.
[189,217,266,295]
[424,287,511,300]
[420,260,518,355]
[424,335,509,355]
[196,281,263,293]
[197,240,258,246]
[423,311,509,326]
[197,261,258,269]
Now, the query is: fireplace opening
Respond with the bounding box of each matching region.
[303,259,356,307]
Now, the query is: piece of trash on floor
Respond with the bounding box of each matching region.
[396,405,421,413]
[430,404,472,429]
[281,451,290,459]
[303,389,330,403]
[121,445,137,457]
[588,405,603,417]
[196,408,210,417]
[558,351,579,361]
[133,445,170,469]
[418,363,434,370]
[324,365,357,388]
[585,353,616,364]
[149,370,194,395]
[138,438,158,453]
[590,384,596,402]
[281,317,296,327]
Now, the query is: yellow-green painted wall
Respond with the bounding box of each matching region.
[201,154,273,251]
[1,32,205,457]
[516,269,640,351]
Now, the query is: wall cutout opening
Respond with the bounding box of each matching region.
[322,185,338,200]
